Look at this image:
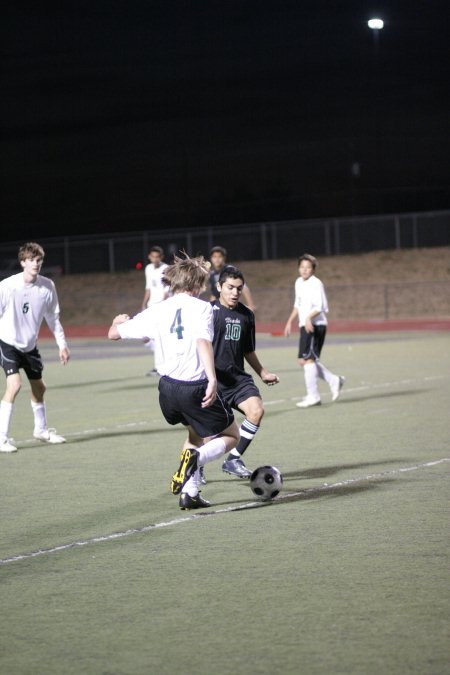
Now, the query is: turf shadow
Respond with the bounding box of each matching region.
[260,408,294,419]
[212,478,395,509]
[110,381,160,392]
[281,458,412,481]
[23,427,175,448]
[49,377,134,390]
[337,388,431,404]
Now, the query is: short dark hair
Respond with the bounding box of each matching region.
[210,246,227,257]
[218,265,245,286]
[298,253,318,270]
[149,246,164,256]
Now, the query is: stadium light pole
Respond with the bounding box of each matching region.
[368,17,384,212]
[368,17,384,51]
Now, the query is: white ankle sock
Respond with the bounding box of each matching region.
[183,469,201,497]
[31,401,47,432]
[0,401,14,441]
[303,363,320,400]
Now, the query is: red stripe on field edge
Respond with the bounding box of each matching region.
[38,318,450,340]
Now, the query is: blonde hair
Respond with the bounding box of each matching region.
[163,253,210,294]
[18,242,45,262]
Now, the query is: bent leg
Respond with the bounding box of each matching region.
[225,396,263,471]
[180,422,240,500]
[200,421,240,464]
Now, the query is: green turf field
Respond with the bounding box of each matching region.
[1,332,449,675]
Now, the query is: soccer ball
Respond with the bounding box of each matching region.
[250,465,283,501]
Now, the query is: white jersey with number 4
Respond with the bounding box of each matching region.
[0,273,67,352]
[118,293,213,380]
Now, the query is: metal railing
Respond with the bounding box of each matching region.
[1,209,449,275]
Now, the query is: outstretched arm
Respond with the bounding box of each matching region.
[108,314,130,340]
[196,338,217,407]
[244,351,280,386]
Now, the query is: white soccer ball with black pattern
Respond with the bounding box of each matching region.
[250,465,283,500]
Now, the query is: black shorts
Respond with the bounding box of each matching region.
[298,325,327,361]
[158,376,234,438]
[0,339,43,380]
[218,374,261,412]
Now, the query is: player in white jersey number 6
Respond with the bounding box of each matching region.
[0,242,70,453]
[108,253,240,510]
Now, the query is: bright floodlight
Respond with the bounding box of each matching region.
[368,18,384,30]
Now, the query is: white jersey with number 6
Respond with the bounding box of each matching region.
[0,272,67,352]
[117,293,213,381]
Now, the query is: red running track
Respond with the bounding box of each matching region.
[39,318,450,340]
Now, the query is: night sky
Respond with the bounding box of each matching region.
[2,1,449,241]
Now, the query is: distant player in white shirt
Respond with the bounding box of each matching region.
[141,246,169,309]
[108,253,239,510]
[284,253,344,408]
[141,245,169,376]
[0,242,70,453]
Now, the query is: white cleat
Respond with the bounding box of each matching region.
[33,428,66,444]
[331,376,346,402]
[0,438,18,453]
[296,397,321,409]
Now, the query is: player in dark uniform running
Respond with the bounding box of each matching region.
[209,265,279,479]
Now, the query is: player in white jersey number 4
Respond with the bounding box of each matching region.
[0,242,70,453]
[108,253,240,510]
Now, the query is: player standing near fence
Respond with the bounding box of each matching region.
[208,246,256,311]
[108,253,240,510]
[141,245,169,310]
[0,242,70,453]
[141,245,169,376]
[284,254,344,408]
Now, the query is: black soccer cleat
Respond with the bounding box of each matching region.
[199,466,207,485]
[171,447,199,495]
[179,492,211,510]
[222,457,252,479]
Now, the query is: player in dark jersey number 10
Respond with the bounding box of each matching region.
[209,265,279,479]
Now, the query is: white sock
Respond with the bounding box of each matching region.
[0,401,14,441]
[303,363,320,400]
[31,401,47,432]
[197,437,227,465]
[316,361,337,387]
[183,469,201,497]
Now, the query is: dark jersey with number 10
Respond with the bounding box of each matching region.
[211,300,255,387]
